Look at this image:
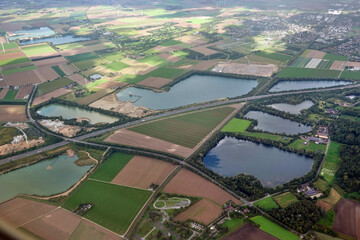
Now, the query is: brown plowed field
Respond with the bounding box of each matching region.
[85,44,107,51]
[32,88,72,105]
[0,198,57,227]
[68,74,88,86]
[33,57,68,67]
[59,64,78,75]
[158,53,182,63]
[176,35,207,46]
[22,208,81,240]
[0,105,27,122]
[223,224,279,240]
[333,199,360,240]
[330,61,347,71]
[191,60,218,71]
[35,66,59,82]
[61,48,90,57]
[96,80,127,89]
[119,59,158,75]
[0,88,8,99]
[192,46,218,56]
[163,169,242,205]
[174,199,223,225]
[0,51,25,60]
[111,156,176,189]
[137,76,172,88]
[69,220,123,240]
[305,50,326,59]
[346,62,360,68]
[15,85,33,99]
[105,129,193,158]
[4,70,41,86]
[316,200,332,212]
[153,45,184,53]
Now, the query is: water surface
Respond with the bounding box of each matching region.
[0,155,92,202]
[116,74,258,110]
[20,35,90,45]
[244,111,311,135]
[203,137,314,187]
[269,80,352,92]
[37,104,118,124]
[269,100,314,115]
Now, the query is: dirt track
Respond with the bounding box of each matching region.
[111,156,176,189]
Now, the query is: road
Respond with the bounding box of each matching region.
[2,82,359,166]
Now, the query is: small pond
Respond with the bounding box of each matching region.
[9,27,55,41]
[268,100,314,115]
[269,80,352,92]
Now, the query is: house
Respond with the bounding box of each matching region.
[89,74,103,81]
[298,183,323,199]
[316,126,329,139]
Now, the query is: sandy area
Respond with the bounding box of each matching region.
[105,129,193,158]
[174,199,223,225]
[111,156,176,189]
[0,138,44,156]
[23,208,82,240]
[39,119,82,137]
[33,57,68,67]
[0,105,27,122]
[32,88,72,105]
[137,76,172,88]
[89,93,155,118]
[15,86,33,99]
[213,62,278,77]
[163,169,242,205]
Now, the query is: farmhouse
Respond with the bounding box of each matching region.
[315,126,329,139]
[297,183,323,199]
[89,74,103,81]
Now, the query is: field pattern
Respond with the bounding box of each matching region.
[221,118,251,133]
[254,197,279,211]
[250,216,299,240]
[273,192,298,208]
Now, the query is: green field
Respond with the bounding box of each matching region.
[51,65,66,77]
[57,42,86,51]
[73,58,108,71]
[90,152,133,182]
[4,89,18,100]
[104,61,129,71]
[240,132,292,143]
[0,126,21,145]
[2,65,36,75]
[289,139,327,154]
[323,53,348,61]
[36,77,74,97]
[278,67,341,78]
[99,51,124,61]
[63,180,151,234]
[2,42,18,50]
[0,57,30,67]
[317,209,335,228]
[21,43,56,57]
[254,197,279,211]
[254,51,292,62]
[340,70,360,80]
[129,107,234,148]
[66,52,99,62]
[221,118,251,133]
[250,216,298,240]
[138,55,169,66]
[320,141,341,184]
[113,28,139,36]
[221,217,245,232]
[273,192,298,208]
[314,178,330,192]
[160,40,182,47]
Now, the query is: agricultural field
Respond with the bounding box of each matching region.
[163,169,241,205]
[0,126,21,145]
[254,197,279,211]
[254,51,292,62]
[222,224,279,240]
[289,139,327,154]
[2,65,36,75]
[240,132,292,143]
[0,57,30,67]
[278,67,341,78]
[221,118,251,133]
[21,43,57,57]
[104,61,129,71]
[332,199,360,240]
[273,192,298,208]
[90,152,134,182]
[35,77,73,97]
[320,142,341,184]
[65,52,99,63]
[0,105,27,122]
[51,65,66,77]
[63,180,152,234]
[129,107,235,148]
[340,70,360,80]
[250,216,299,240]
[221,217,246,233]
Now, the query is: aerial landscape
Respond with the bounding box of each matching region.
[0,0,360,239]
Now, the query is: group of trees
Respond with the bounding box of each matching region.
[269,200,324,234]
[330,118,360,145]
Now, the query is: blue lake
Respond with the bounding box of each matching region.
[20,35,90,45]
[116,74,258,110]
[9,27,55,41]
[203,137,314,187]
[269,80,352,92]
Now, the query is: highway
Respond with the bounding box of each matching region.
[2,82,359,165]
